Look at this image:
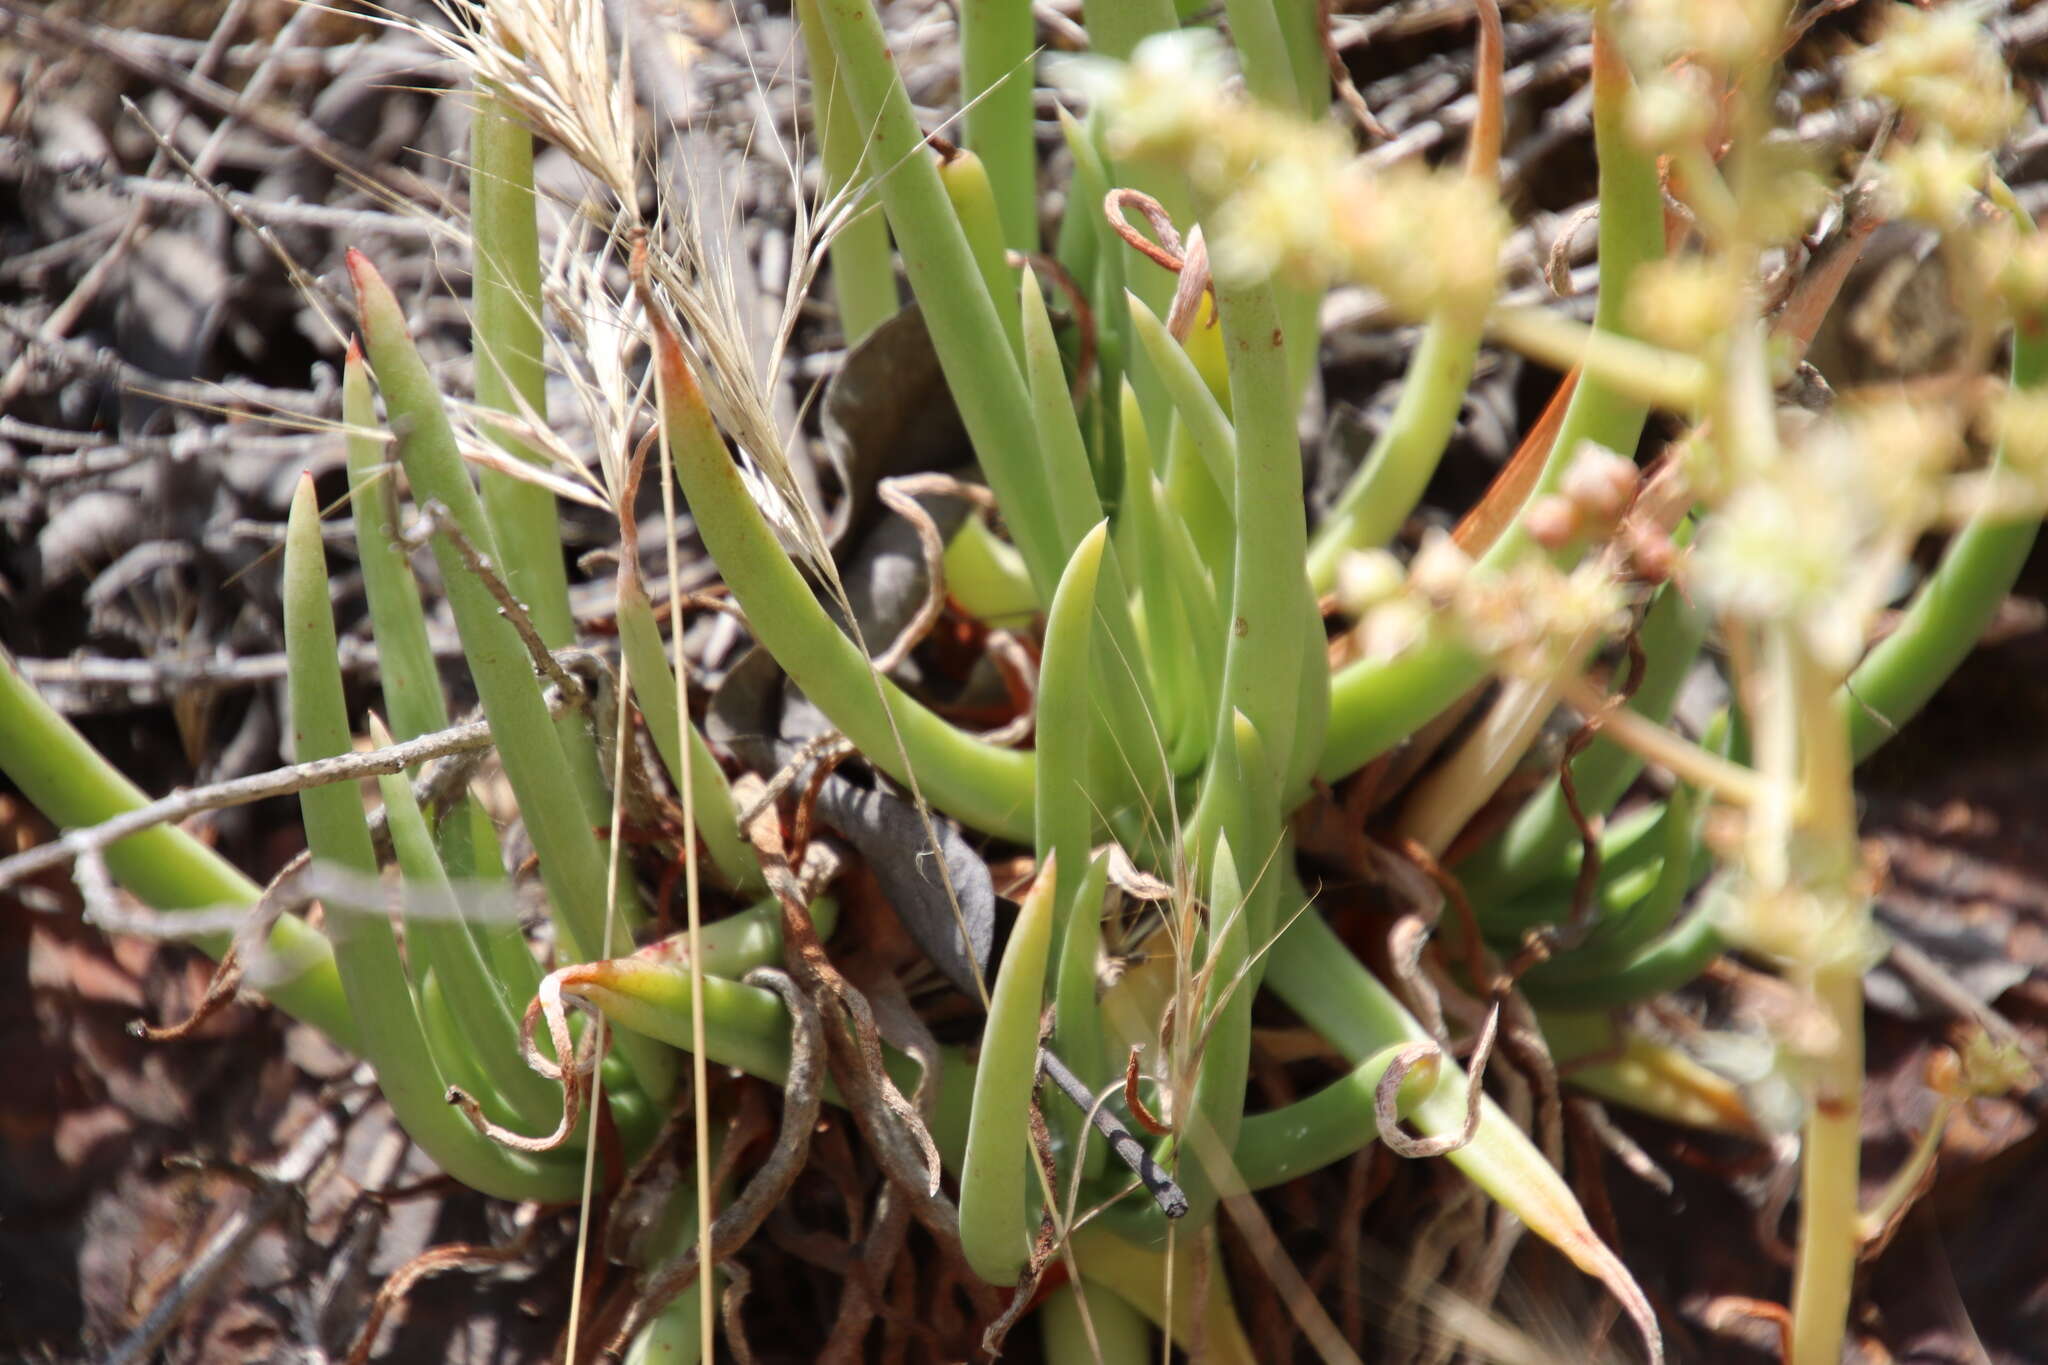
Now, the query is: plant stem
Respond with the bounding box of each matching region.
[1498,19,1667,556]
[1485,306,1705,417]
[1211,279,1313,789]
[1784,626,1869,1365]
[1787,965,1866,1365]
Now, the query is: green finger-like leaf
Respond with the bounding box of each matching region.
[1069,1224,1257,1364]
[959,854,1060,1285]
[944,512,1039,626]
[343,342,445,746]
[1462,577,1708,903]
[1232,1044,1440,1189]
[0,652,356,1047]
[810,0,1068,600]
[1036,524,1107,910]
[1841,204,2048,757]
[471,87,616,837]
[564,950,970,1161]
[350,249,672,1102]
[1304,315,1482,590]
[1040,1279,1153,1365]
[1036,528,1112,1147]
[1057,850,1113,1182]
[613,573,763,894]
[939,147,1025,359]
[1126,291,1236,502]
[1266,902,1658,1356]
[285,475,578,1201]
[1176,832,1253,1228]
[643,295,1036,841]
[371,719,558,1129]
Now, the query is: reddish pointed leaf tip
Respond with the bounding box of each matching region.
[344,334,363,365]
[343,249,381,309]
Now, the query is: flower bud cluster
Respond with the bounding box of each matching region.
[1527,441,1642,551]
[1337,530,1627,678]
[1851,4,2019,230]
[1984,388,2048,482]
[1847,3,2021,150]
[1710,879,1888,979]
[1627,257,1749,352]
[1690,395,1960,670]
[1947,1029,2037,1100]
[1095,33,1508,324]
[1613,0,1789,73]
[1404,535,1631,680]
[1949,387,2048,518]
[1983,224,2048,317]
[1879,137,1995,229]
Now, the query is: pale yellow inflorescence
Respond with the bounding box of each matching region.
[1097,32,1509,325]
[1847,2,2022,151]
